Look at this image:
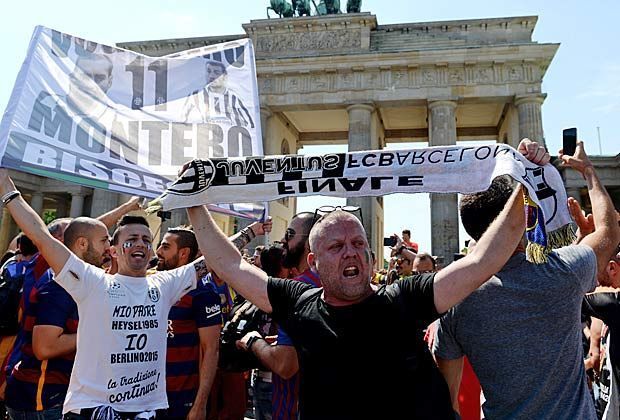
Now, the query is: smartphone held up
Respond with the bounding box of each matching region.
[563,127,577,156]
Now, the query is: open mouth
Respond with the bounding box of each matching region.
[343,266,359,278]
[131,251,146,259]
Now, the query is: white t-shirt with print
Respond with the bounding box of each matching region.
[55,253,197,414]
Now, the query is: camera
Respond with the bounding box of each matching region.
[383,236,397,247]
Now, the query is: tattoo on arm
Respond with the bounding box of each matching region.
[194,258,209,280]
[230,231,251,251]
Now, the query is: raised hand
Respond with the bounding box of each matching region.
[517,138,550,165]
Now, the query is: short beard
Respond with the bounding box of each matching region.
[83,244,102,267]
[283,241,305,269]
[157,255,179,271]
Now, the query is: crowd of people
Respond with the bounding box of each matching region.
[0,138,618,420]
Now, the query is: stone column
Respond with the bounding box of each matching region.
[346,103,375,244]
[90,189,119,218]
[260,106,272,155]
[259,107,273,245]
[69,193,85,218]
[30,192,44,216]
[428,100,459,265]
[515,94,546,146]
[55,196,68,218]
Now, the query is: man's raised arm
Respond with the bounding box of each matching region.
[433,184,525,314]
[0,169,71,275]
[561,141,620,283]
[187,205,272,312]
[96,196,141,229]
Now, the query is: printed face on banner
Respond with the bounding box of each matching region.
[0,27,262,200]
[206,61,227,87]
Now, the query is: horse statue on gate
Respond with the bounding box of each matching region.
[267,0,294,18]
[346,0,361,13]
[267,0,357,17]
[312,0,341,15]
[293,0,312,16]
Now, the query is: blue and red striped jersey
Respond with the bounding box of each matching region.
[272,269,320,420]
[166,282,221,418]
[4,254,53,380]
[5,280,78,411]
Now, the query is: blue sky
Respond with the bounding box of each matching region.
[1,0,618,254]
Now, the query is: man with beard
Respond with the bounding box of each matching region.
[155,227,221,420]
[5,217,110,419]
[237,212,319,420]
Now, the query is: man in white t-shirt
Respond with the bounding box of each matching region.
[0,170,210,419]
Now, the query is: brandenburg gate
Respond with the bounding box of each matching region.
[121,12,556,263]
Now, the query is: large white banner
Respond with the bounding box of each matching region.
[0,26,264,218]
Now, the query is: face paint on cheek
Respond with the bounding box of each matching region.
[122,241,133,254]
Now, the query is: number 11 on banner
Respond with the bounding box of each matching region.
[125,56,168,111]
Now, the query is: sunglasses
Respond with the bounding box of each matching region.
[312,205,363,226]
[284,227,309,242]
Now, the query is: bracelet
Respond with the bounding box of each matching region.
[242,227,256,240]
[239,230,252,244]
[1,190,20,206]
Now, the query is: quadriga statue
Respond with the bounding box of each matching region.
[346,0,361,13]
[293,0,312,16]
[312,0,341,15]
[267,0,294,18]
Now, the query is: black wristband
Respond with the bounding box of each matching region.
[1,191,20,206]
[246,335,261,351]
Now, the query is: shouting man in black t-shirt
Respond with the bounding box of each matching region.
[186,179,526,419]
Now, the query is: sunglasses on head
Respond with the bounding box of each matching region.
[312,205,363,226]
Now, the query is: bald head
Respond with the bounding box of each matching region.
[309,211,365,252]
[63,217,111,267]
[296,212,315,234]
[64,217,107,249]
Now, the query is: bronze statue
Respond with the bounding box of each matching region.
[267,0,294,18]
[346,0,361,13]
[293,0,312,16]
[312,0,341,14]
[267,0,354,17]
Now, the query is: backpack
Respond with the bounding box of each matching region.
[0,258,26,336]
[218,297,271,372]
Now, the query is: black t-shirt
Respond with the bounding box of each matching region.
[268,274,454,420]
[583,293,620,420]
